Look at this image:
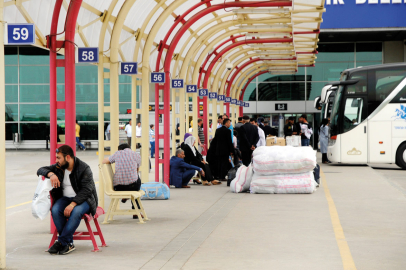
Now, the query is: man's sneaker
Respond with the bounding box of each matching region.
[48,240,62,255]
[59,243,75,255]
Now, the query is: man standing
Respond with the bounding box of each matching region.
[234,117,244,148]
[75,120,86,151]
[217,115,223,129]
[105,123,111,141]
[262,121,275,138]
[297,114,312,146]
[284,117,297,137]
[223,114,234,140]
[250,118,265,147]
[149,124,155,158]
[125,119,132,146]
[135,121,142,149]
[239,115,259,166]
[103,143,143,219]
[215,118,235,180]
[170,149,205,188]
[38,145,97,255]
[197,118,205,153]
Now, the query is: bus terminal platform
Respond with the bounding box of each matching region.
[5,150,406,270]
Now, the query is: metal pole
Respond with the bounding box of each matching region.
[0,1,6,267]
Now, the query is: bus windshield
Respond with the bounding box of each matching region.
[329,85,343,137]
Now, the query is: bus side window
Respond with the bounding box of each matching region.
[343,97,364,133]
[390,84,406,104]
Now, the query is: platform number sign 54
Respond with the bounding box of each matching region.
[5,23,35,45]
[150,72,165,83]
[199,89,208,97]
[119,62,138,75]
[186,85,197,93]
[76,47,99,63]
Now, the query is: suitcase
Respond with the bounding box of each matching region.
[313,164,320,185]
[226,163,241,186]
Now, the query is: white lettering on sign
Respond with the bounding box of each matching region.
[326,0,344,4]
[356,0,404,3]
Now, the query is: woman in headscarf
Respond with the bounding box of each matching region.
[182,136,221,186]
[319,118,331,164]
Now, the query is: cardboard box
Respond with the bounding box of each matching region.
[266,136,286,146]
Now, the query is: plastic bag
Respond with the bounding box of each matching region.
[141,182,170,200]
[230,165,254,193]
[32,176,53,220]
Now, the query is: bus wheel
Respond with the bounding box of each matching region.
[396,144,406,169]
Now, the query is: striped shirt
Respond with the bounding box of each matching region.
[198,125,205,143]
[108,148,141,186]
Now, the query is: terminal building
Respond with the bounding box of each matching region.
[4,2,406,149]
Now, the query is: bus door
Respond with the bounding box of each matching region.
[340,96,368,163]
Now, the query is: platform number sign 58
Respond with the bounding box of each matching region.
[5,23,35,45]
[217,95,225,101]
[186,85,197,93]
[76,47,99,63]
[150,72,165,83]
[209,92,217,99]
[172,79,184,88]
[199,89,208,97]
[119,62,138,75]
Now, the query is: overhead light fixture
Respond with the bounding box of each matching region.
[238,24,290,30]
[246,33,291,38]
[232,8,290,14]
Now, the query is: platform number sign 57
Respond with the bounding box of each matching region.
[150,72,165,83]
[186,85,197,93]
[76,47,99,63]
[199,89,208,97]
[5,23,35,45]
[119,62,138,75]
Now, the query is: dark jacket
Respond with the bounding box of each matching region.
[170,156,201,188]
[263,125,276,137]
[37,157,98,216]
[181,142,203,166]
[234,122,244,137]
[214,126,234,156]
[284,124,297,137]
[239,122,259,150]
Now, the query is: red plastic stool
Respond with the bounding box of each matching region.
[49,206,107,252]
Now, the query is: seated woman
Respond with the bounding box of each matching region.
[182,136,221,186]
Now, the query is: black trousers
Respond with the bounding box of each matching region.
[114,180,141,209]
[217,155,231,179]
[322,153,328,163]
[192,161,214,182]
[241,149,253,167]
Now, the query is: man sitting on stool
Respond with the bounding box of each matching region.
[102,143,142,219]
[170,149,205,188]
[37,145,98,255]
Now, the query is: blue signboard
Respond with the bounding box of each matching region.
[322,1,406,29]
[209,92,217,99]
[244,102,249,108]
[225,97,231,103]
[218,95,225,101]
[199,89,208,97]
[186,85,197,93]
[238,101,243,106]
[5,23,35,45]
[150,72,165,83]
[77,47,99,63]
[172,79,184,88]
[119,62,138,75]
[231,99,237,104]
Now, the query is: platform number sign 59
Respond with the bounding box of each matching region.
[150,72,165,83]
[119,62,138,75]
[186,85,197,93]
[217,95,225,101]
[5,23,35,45]
[172,79,184,88]
[199,89,208,97]
[209,92,217,99]
[76,47,99,63]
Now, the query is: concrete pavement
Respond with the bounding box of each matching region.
[3,150,406,270]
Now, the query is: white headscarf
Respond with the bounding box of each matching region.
[185,136,196,156]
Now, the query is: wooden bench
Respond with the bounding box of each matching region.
[99,164,149,224]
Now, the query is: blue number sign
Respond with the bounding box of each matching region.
[119,62,138,75]
[241,102,245,107]
[217,95,225,101]
[150,72,165,83]
[225,97,231,103]
[199,89,208,97]
[186,85,197,93]
[5,23,35,45]
[236,100,241,106]
[77,47,99,63]
[244,102,249,107]
[172,79,184,88]
[231,99,237,104]
[209,92,217,99]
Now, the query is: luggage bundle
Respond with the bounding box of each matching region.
[229,165,254,193]
[250,146,318,194]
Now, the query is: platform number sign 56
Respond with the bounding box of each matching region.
[199,89,208,97]
[119,62,138,75]
[5,23,35,45]
[150,72,165,83]
[186,85,197,93]
[172,79,184,88]
[76,47,99,63]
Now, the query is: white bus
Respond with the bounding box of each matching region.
[314,84,337,121]
[328,63,406,169]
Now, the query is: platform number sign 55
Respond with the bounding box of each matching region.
[199,89,208,97]
[150,72,165,83]
[119,62,138,75]
[186,85,197,93]
[5,23,35,45]
[172,79,184,88]
[76,47,99,63]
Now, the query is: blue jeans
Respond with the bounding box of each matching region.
[51,197,90,246]
[150,141,155,157]
[76,137,85,150]
[301,138,310,147]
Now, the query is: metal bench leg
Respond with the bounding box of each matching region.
[93,218,107,247]
[137,198,150,221]
[84,219,100,252]
[130,197,145,224]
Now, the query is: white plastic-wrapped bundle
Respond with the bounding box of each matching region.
[250,172,317,194]
[230,165,254,193]
[252,146,316,175]
[285,136,301,147]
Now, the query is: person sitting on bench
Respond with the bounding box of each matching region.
[102,143,142,219]
[170,149,205,188]
[37,145,98,255]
